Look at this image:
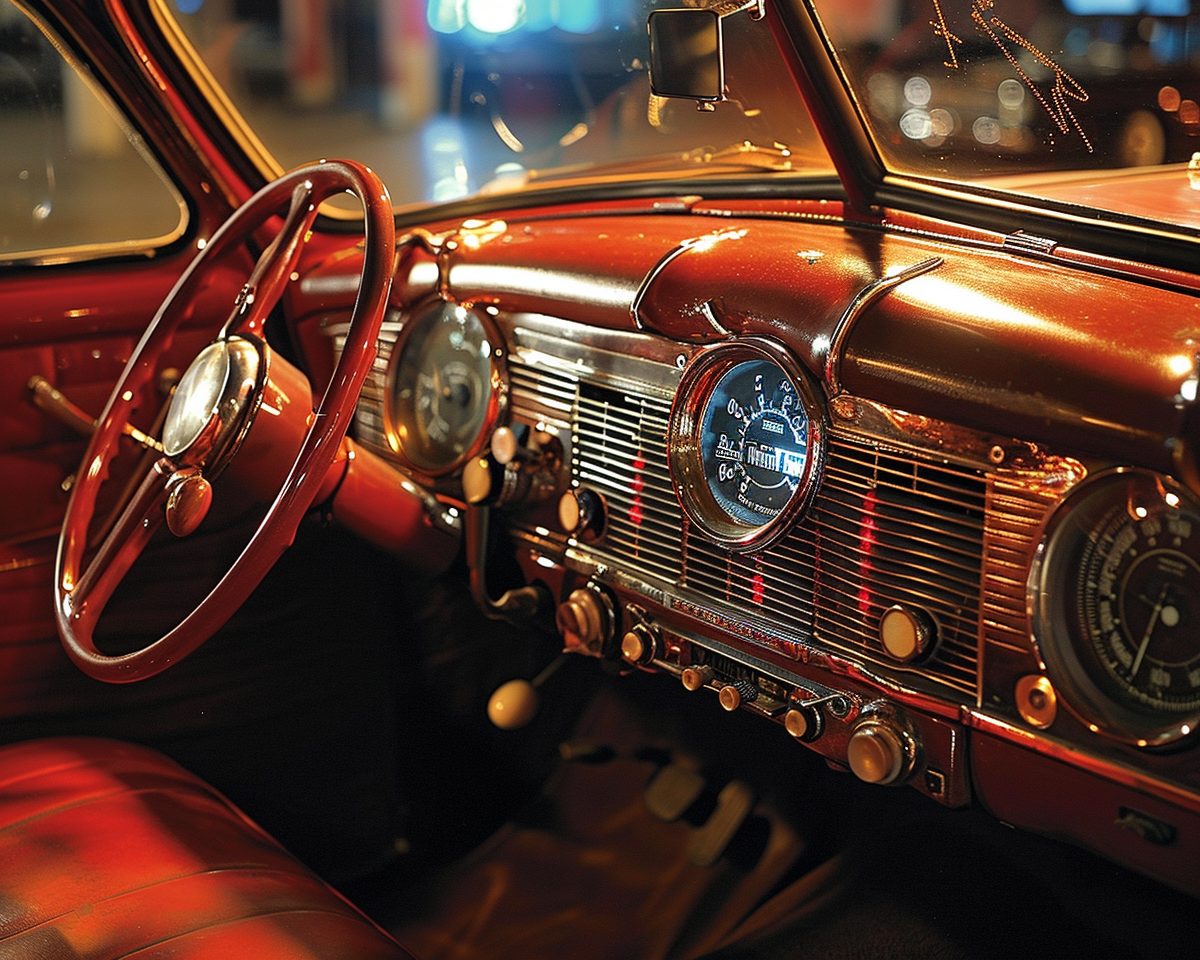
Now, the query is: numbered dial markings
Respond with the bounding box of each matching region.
[1034,471,1200,744]
[701,360,810,527]
[1076,498,1200,715]
[668,342,823,552]
[388,301,501,474]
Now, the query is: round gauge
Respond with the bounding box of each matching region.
[668,340,824,552]
[386,299,505,476]
[1032,470,1200,745]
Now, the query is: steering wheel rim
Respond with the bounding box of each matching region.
[55,160,395,682]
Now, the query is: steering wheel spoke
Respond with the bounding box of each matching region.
[222,179,322,341]
[65,459,173,637]
[56,161,395,682]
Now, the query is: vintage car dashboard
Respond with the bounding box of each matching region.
[303,204,1200,897]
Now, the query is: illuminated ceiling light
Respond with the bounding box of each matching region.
[467,0,523,34]
[427,0,465,34]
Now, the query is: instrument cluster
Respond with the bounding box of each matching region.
[1032,470,1200,747]
[667,340,824,552]
[350,297,1200,848]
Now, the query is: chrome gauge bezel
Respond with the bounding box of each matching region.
[1030,469,1200,747]
[383,298,507,479]
[666,339,825,553]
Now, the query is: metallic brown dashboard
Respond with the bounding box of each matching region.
[313,201,1200,896]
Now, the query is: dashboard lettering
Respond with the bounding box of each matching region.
[669,596,803,659]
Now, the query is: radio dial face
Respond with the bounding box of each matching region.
[1033,470,1200,745]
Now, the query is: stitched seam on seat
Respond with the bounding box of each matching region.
[0,782,240,839]
[3,864,342,942]
[109,905,396,959]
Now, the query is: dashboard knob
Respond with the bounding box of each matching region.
[878,605,936,662]
[462,455,503,505]
[846,720,910,785]
[487,678,539,730]
[556,586,613,654]
[620,624,659,664]
[718,680,759,712]
[783,705,824,742]
[558,487,606,540]
[490,426,521,465]
[680,664,714,691]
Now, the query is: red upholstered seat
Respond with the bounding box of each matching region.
[0,737,416,959]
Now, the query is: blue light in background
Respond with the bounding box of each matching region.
[427,0,604,36]
[1063,0,1189,13]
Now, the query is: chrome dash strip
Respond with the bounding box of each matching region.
[823,257,943,396]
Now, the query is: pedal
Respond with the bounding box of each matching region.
[687,779,755,867]
[644,763,706,823]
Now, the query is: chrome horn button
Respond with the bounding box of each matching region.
[162,338,262,467]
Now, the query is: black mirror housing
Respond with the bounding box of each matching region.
[647,8,723,102]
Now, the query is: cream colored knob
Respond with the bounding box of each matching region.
[718,680,757,712]
[462,456,494,505]
[491,426,520,465]
[487,679,539,730]
[620,625,657,664]
[784,706,823,742]
[879,605,935,662]
[558,487,605,539]
[681,665,714,692]
[847,721,907,785]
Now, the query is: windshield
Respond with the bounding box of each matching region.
[811,0,1200,231]
[170,0,833,210]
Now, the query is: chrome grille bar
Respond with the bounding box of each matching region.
[526,356,988,700]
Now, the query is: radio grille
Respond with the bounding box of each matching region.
[350,326,988,702]
[539,363,985,700]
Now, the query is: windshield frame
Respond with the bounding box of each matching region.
[783,0,1200,274]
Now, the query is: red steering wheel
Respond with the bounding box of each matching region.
[55,160,395,682]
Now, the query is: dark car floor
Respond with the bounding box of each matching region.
[350,578,1200,960]
[5,517,1198,959]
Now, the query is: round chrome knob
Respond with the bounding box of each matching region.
[847,720,910,785]
[558,487,606,540]
[620,624,658,664]
[555,586,613,654]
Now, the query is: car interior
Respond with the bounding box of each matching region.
[3,1,1200,958]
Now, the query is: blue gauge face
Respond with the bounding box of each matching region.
[699,359,810,528]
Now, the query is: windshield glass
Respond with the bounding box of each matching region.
[812,0,1200,231]
[170,0,833,210]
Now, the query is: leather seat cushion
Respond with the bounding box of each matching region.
[0,737,415,959]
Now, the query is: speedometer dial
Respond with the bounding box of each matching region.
[668,340,824,552]
[386,299,505,477]
[700,360,810,526]
[1032,470,1200,745]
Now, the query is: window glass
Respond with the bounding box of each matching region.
[812,0,1200,231]
[0,3,184,259]
[171,0,833,211]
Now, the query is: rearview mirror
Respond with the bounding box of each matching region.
[647,8,723,102]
